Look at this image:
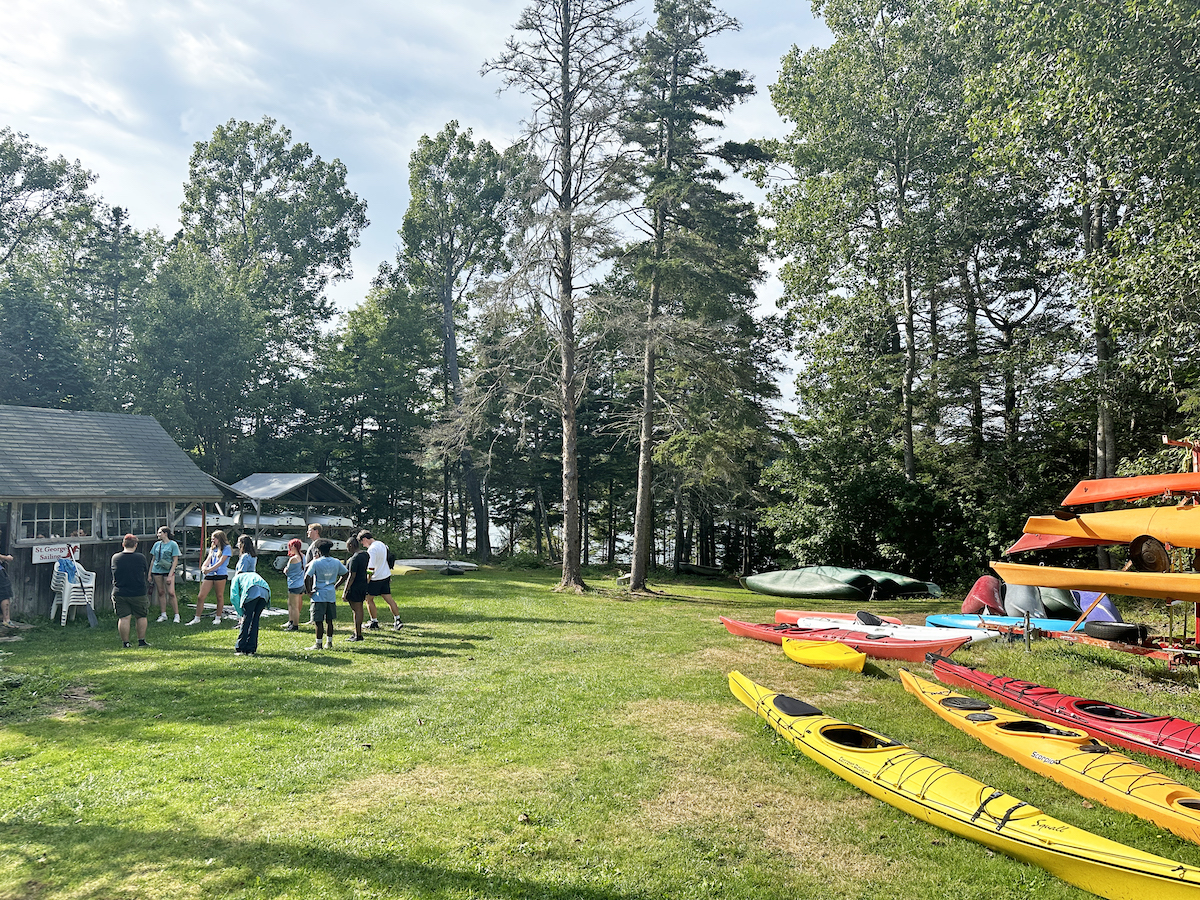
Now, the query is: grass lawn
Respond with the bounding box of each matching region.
[3,566,1200,899]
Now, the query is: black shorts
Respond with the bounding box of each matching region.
[114,594,150,619]
[366,577,391,596]
[204,574,228,582]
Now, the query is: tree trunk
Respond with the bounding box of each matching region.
[961,259,984,457]
[901,257,917,481]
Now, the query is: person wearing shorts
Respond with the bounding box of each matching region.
[112,533,150,648]
[282,538,305,632]
[358,530,402,631]
[304,539,347,650]
[341,536,369,641]
[150,527,181,624]
[0,551,15,627]
[187,530,232,625]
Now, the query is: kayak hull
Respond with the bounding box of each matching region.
[961,575,1004,614]
[929,655,1200,773]
[741,566,940,601]
[993,561,1200,604]
[719,616,970,662]
[1064,474,1200,506]
[925,613,1080,633]
[775,609,902,625]
[900,670,1200,844]
[730,671,1200,900]
[781,638,865,672]
[782,615,996,646]
[1023,504,1200,551]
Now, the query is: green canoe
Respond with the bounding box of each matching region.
[740,566,941,601]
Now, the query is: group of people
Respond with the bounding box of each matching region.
[110,523,404,656]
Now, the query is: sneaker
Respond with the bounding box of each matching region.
[156,614,168,623]
[173,615,181,624]
[234,651,246,656]
[393,619,404,631]
[185,617,202,626]
[122,640,131,648]
[282,622,299,632]
[326,640,334,649]
[308,642,322,650]
[366,619,380,630]
[138,639,150,648]
[212,616,222,625]
[345,635,364,642]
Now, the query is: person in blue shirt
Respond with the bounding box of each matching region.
[282,538,305,632]
[150,527,182,624]
[303,539,347,650]
[230,534,258,622]
[231,570,271,656]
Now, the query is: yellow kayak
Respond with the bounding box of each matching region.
[992,561,1200,604]
[781,637,866,672]
[900,669,1200,844]
[729,670,1200,900]
[1023,504,1200,550]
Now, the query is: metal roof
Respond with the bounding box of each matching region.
[227,472,359,506]
[0,405,223,501]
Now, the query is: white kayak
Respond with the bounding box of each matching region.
[781,613,998,646]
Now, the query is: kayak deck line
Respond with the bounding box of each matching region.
[901,669,1200,843]
[730,671,1200,899]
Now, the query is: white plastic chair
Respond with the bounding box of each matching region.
[50,559,96,625]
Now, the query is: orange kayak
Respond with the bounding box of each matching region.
[992,561,1200,604]
[1064,474,1200,506]
[1023,503,1200,550]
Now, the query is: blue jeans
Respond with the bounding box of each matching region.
[235,597,268,654]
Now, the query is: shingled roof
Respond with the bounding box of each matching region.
[0,405,223,501]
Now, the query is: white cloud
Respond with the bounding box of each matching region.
[0,0,829,319]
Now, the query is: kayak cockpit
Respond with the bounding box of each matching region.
[820,725,900,750]
[1075,701,1158,722]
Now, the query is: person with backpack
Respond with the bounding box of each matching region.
[357,530,402,631]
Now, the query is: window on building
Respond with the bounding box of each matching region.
[19,502,95,540]
[102,504,171,540]
[104,502,170,538]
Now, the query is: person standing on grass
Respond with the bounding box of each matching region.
[358,530,402,631]
[304,539,347,650]
[150,527,182,624]
[187,530,231,625]
[304,523,322,565]
[341,536,369,642]
[112,534,150,648]
[282,538,305,632]
[230,534,258,622]
[0,551,14,627]
[231,569,271,656]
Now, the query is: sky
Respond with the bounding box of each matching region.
[1,0,831,396]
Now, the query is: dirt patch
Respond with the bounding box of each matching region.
[620,699,743,749]
[48,686,103,718]
[639,772,885,880]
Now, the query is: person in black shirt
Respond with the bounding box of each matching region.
[341,536,370,641]
[112,533,150,648]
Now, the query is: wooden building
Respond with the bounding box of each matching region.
[0,405,223,619]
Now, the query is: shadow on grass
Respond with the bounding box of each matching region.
[5,821,656,900]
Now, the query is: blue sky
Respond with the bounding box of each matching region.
[1,0,829,340]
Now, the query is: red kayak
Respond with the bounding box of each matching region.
[928,654,1200,773]
[720,616,970,663]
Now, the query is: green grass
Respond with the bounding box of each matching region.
[3,569,1200,899]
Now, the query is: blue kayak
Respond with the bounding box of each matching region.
[926,613,1082,633]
